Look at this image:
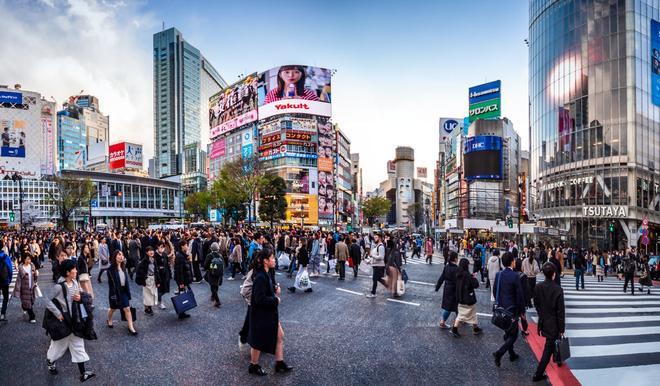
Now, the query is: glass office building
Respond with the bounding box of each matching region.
[57,105,86,171]
[530,0,660,251]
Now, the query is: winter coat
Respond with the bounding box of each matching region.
[174,252,193,286]
[334,241,349,262]
[487,255,502,285]
[297,246,309,267]
[107,266,132,309]
[127,239,141,267]
[0,252,12,287]
[13,263,37,309]
[456,269,479,306]
[203,251,224,287]
[533,279,565,338]
[248,269,279,355]
[229,244,243,264]
[155,252,171,294]
[135,256,161,288]
[435,262,459,312]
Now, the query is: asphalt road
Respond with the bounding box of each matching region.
[0,253,543,385]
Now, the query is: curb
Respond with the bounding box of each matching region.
[525,321,581,386]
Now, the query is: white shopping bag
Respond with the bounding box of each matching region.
[278,253,291,270]
[328,259,337,272]
[358,260,372,275]
[294,268,311,291]
[34,285,43,298]
[397,278,406,295]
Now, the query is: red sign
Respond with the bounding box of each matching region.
[261,133,281,145]
[109,142,126,170]
[285,131,312,142]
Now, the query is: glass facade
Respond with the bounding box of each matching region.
[530,0,660,251]
[57,108,86,171]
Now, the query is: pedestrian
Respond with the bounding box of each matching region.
[596,251,605,282]
[425,237,434,264]
[247,247,293,376]
[492,252,526,367]
[127,233,141,281]
[549,251,562,286]
[0,244,12,322]
[623,251,636,295]
[190,231,204,283]
[452,257,482,337]
[228,236,244,280]
[106,250,138,335]
[574,249,586,290]
[287,238,313,293]
[12,253,38,323]
[435,251,459,329]
[174,240,194,319]
[532,262,565,383]
[77,244,94,298]
[96,237,110,284]
[334,235,349,281]
[487,249,502,299]
[386,238,403,297]
[135,246,160,316]
[472,247,483,282]
[348,235,361,278]
[45,259,96,382]
[522,249,540,304]
[203,242,224,307]
[155,241,171,310]
[365,233,388,298]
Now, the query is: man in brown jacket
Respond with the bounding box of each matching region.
[334,235,350,281]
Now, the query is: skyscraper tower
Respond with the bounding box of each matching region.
[153,27,226,191]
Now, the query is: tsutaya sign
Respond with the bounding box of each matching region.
[582,205,628,218]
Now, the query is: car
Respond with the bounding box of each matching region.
[649,256,660,281]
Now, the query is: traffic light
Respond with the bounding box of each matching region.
[609,222,615,232]
[9,212,14,222]
[507,216,513,229]
[117,190,123,198]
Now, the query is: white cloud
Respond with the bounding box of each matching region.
[0,0,156,167]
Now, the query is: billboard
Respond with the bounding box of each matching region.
[209,73,258,139]
[108,142,125,170]
[0,91,22,105]
[463,136,503,180]
[417,167,427,178]
[387,160,396,173]
[652,19,660,106]
[468,80,501,122]
[125,143,143,169]
[1,119,26,157]
[317,118,335,219]
[209,138,226,160]
[258,65,332,119]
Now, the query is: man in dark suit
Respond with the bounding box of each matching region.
[532,262,566,382]
[190,231,204,283]
[492,252,526,367]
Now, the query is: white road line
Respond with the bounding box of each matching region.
[567,300,660,306]
[566,315,660,324]
[408,280,434,286]
[564,326,660,338]
[477,312,492,317]
[572,364,660,386]
[571,342,660,358]
[564,307,660,314]
[386,298,420,306]
[564,293,660,299]
[335,288,362,296]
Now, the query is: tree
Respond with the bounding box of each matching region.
[210,156,264,225]
[46,175,95,230]
[405,202,422,229]
[184,191,211,221]
[361,196,391,226]
[258,173,287,229]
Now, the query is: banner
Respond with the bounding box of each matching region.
[209,73,258,138]
[209,138,226,160]
[417,167,427,178]
[652,19,660,106]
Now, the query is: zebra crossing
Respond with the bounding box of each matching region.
[533,274,660,386]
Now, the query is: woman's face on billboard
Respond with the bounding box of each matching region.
[280,69,302,85]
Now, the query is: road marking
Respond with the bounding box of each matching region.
[571,342,660,358]
[571,364,660,386]
[563,307,660,314]
[566,315,660,324]
[335,288,362,295]
[477,312,493,317]
[386,298,420,306]
[563,326,660,338]
[408,280,434,286]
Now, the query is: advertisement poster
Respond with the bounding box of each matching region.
[387,160,396,173]
[417,167,427,178]
[241,143,254,159]
[317,118,335,218]
[125,143,143,169]
[0,119,26,157]
[652,19,660,106]
[209,73,258,138]
[286,168,310,194]
[108,142,125,170]
[41,116,53,175]
[258,65,332,119]
[209,138,226,160]
[468,80,501,122]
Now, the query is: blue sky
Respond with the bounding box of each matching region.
[2,0,529,190]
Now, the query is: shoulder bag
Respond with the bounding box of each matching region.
[491,273,515,331]
[42,283,72,341]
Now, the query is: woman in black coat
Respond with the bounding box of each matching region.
[155,242,171,309]
[174,241,193,292]
[435,251,460,330]
[106,250,137,335]
[248,246,293,376]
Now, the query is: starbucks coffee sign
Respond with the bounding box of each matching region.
[582,206,627,218]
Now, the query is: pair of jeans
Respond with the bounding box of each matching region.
[371,266,387,294]
[442,309,452,322]
[311,254,321,275]
[495,323,519,358]
[575,269,585,289]
[534,334,558,378]
[1,285,8,316]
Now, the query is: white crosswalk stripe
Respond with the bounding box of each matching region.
[532,275,660,385]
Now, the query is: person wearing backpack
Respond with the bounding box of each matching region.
[623,249,637,295]
[204,242,224,308]
[0,243,13,322]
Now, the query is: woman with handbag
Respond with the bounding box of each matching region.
[96,237,110,283]
[155,241,171,310]
[13,253,39,323]
[45,259,95,382]
[452,257,482,337]
[77,244,94,299]
[247,246,293,376]
[228,236,244,281]
[106,250,138,336]
[386,238,402,298]
[135,246,161,315]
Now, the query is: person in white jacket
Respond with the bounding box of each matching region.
[487,249,502,301]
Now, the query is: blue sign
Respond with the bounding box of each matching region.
[442,119,459,134]
[0,147,25,157]
[91,200,98,208]
[0,91,22,105]
[652,20,660,106]
[468,80,501,105]
[241,144,253,158]
[462,117,470,135]
[463,135,502,154]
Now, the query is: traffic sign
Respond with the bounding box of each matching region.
[91,199,98,208]
[642,235,650,246]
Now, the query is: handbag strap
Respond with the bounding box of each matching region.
[58,282,71,316]
[495,271,502,305]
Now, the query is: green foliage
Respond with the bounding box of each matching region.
[209,156,263,224]
[258,173,288,228]
[361,196,391,225]
[46,175,95,230]
[184,191,211,221]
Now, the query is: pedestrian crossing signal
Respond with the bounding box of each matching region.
[507,216,513,228]
[9,212,14,222]
[609,222,615,232]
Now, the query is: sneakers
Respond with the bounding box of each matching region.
[80,371,96,382]
[450,326,461,338]
[439,323,450,330]
[365,293,376,298]
[47,359,57,375]
[159,303,167,310]
[473,326,483,335]
[30,319,36,324]
[509,353,520,362]
[227,277,235,281]
[0,314,6,322]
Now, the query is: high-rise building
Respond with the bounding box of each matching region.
[153,27,226,190]
[335,125,352,228]
[350,153,362,225]
[57,103,86,170]
[530,0,660,251]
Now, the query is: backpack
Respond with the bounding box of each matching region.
[240,270,254,305]
[624,258,636,274]
[208,253,223,278]
[0,257,9,283]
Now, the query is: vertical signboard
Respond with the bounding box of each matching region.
[468,80,501,122]
[652,19,660,106]
[108,142,126,170]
